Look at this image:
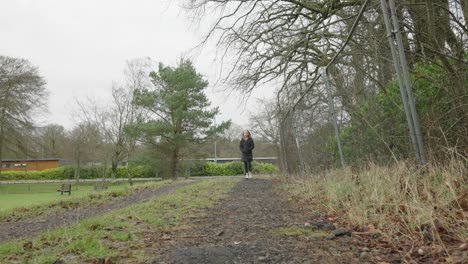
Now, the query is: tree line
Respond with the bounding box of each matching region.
[0,56,279,180]
[185,0,468,173]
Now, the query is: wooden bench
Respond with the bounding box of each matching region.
[57,184,71,195]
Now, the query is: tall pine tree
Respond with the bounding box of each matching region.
[132,59,230,179]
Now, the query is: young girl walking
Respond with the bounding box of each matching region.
[239,130,255,179]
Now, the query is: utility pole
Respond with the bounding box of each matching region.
[380,0,426,165]
[388,0,426,165]
[213,118,217,163]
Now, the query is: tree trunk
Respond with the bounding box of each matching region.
[403,0,467,156]
[111,158,118,181]
[376,14,393,89]
[74,159,81,183]
[404,0,441,60]
[461,0,468,28]
[275,143,282,172]
[101,162,107,186]
[126,151,133,186]
[281,116,301,175]
[170,148,179,179]
[447,68,468,155]
[0,86,7,180]
[397,2,413,65]
[0,110,4,181]
[329,65,356,113]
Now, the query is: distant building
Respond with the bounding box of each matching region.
[0,158,70,171]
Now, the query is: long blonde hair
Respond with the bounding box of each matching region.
[241,130,252,140]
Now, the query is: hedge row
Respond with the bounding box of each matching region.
[0,161,279,181]
[0,166,154,181]
[189,161,279,177]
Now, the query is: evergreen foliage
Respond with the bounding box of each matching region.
[131,59,230,178]
[338,58,467,165]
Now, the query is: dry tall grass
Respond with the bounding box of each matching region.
[283,160,467,261]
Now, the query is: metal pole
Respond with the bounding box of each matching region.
[213,118,217,163]
[388,0,426,165]
[323,68,346,168]
[380,0,421,164]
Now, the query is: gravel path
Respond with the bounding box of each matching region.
[151,178,367,263]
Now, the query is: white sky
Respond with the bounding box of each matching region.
[0,0,274,130]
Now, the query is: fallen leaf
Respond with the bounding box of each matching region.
[23,241,33,251]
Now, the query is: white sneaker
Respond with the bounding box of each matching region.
[248,172,253,179]
[245,173,249,179]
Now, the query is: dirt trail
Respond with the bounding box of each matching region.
[0,181,196,243]
[151,178,372,264]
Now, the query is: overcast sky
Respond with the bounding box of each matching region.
[0,0,274,130]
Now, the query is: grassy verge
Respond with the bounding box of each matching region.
[0,181,172,222]
[0,178,239,263]
[280,160,467,262]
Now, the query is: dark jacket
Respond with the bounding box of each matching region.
[239,138,255,162]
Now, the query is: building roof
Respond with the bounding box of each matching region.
[1,158,64,162]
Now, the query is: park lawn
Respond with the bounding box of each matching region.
[0,181,168,222]
[0,178,240,264]
[0,183,138,212]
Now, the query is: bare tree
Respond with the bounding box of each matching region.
[0,55,47,178]
[119,58,152,183]
[249,98,280,145]
[69,121,103,181]
[39,124,66,158]
[74,58,152,183]
[222,123,243,142]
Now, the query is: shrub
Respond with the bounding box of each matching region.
[114,166,155,179]
[0,170,43,181]
[204,162,239,176]
[0,161,279,180]
[190,161,278,177]
[252,161,280,174]
[0,166,154,181]
[226,161,245,175]
[336,57,468,165]
[177,160,206,177]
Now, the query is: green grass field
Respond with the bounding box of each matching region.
[0,179,240,263]
[0,182,146,212]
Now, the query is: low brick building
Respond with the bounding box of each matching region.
[0,158,69,171]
